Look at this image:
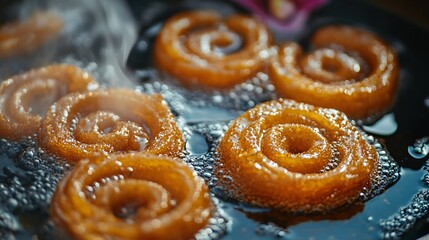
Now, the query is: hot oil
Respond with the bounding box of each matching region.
[125,1,429,238]
[136,69,277,116]
[0,137,70,239]
[0,0,428,239]
[0,85,424,239]
[0,50,427,239]
[1,110,423,240]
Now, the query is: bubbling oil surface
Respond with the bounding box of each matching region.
[0,137,71,239]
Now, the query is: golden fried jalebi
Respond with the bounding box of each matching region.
[0,64,96,140]
[39,89,184,162]
[217,99,377,212]
[51,153,213,240]
[0,12,62,57]
[270,25,399,118]
[154,10,272,89]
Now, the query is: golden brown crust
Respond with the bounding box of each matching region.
[51,153,213,240]
[217,99,377,212]
[39,89,185,162]
[0,12,62,57]
[154,10,272,89]
[270,25,399,119]
[0,64,96,140]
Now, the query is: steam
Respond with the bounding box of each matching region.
[1,0,138,87]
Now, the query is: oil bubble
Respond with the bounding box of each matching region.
[137,70,276,117]
[0,208,21,232]
[380,190,429,240]
[407,137,429,160]
[0,138,70,217]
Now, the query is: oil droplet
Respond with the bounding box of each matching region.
[363,113,397,136]
[407,137,429,160]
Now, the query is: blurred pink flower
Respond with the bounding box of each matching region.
[232,0,328,32]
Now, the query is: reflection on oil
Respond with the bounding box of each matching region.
[363,113,398,136]
[241,203,364,232]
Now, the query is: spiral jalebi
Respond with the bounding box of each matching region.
[154,10,272,89]
[39,89,184,162]
[217,99,377,212]
[270,25,399,118]
[0,12,62,57]
[51,153,213,240]
[0,64,96,140]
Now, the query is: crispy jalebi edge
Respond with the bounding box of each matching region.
[39,89,184,162]
[270,25,399,118]
[0,64,97,140]
[51,153,213,240]
[154,10,272,89]
[0,11,62,57]
[217,99,377,212]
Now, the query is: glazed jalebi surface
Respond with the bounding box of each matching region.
[269,25,399,118]
[0,64,97,140]
[217,99,377,212]
[51,153,213,240]
[154,10,272,89]
[0,11,62,58]
[39,89,184,162]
